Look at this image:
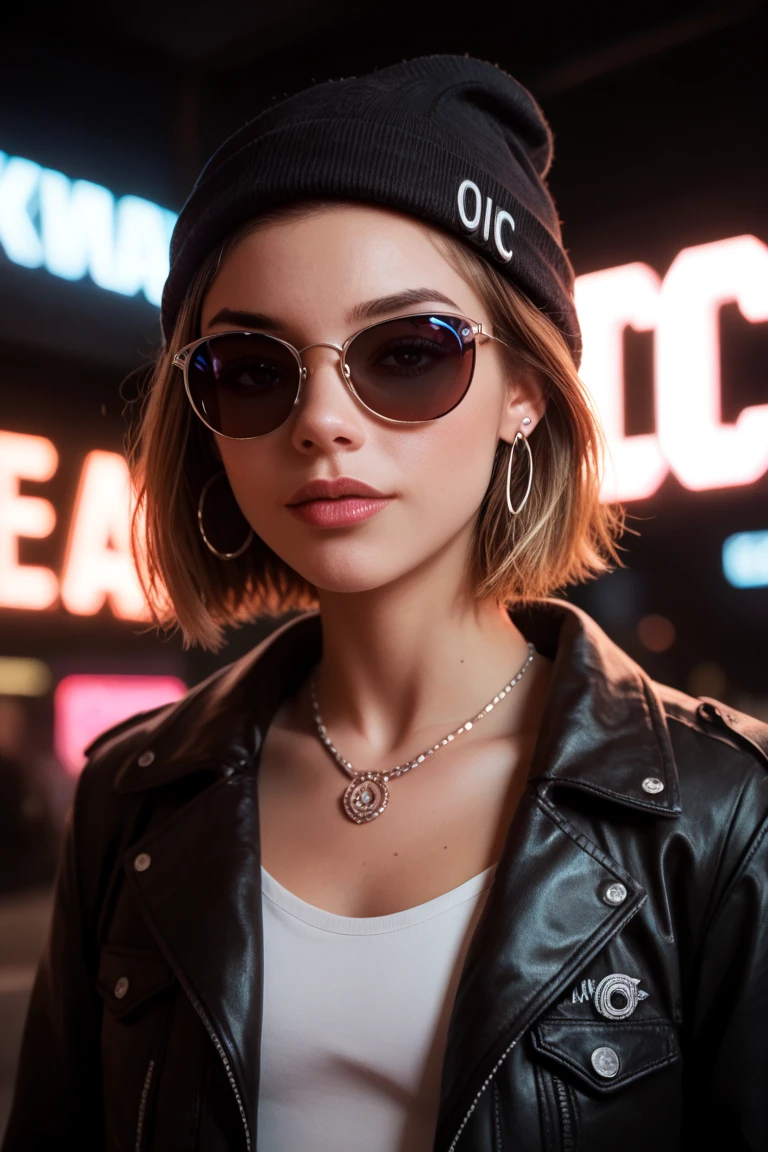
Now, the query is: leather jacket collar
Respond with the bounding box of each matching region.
[86,596,684,1151]
[104,596,681,819]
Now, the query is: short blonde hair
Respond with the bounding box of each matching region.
[127,201,628,652]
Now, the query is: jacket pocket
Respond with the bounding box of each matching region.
[96,943,177,1152]
[530,1018,682,1152]
[531,1018,681,1095]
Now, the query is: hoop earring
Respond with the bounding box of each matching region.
[197,470,254,559]
[506,431,534,516]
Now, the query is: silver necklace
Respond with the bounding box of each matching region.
[309,641,536,825]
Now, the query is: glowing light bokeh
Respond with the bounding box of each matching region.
[53,673,187,776]
[636,614,676,652]
[722,530,768,588]
[0,656,51,696]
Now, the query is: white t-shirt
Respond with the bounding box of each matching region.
[257,860,498,1151]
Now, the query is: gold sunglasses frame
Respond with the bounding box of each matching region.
[172,311,512,440]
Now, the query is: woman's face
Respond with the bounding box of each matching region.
[200,203,544,597]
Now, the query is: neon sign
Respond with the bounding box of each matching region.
[0,151,176,306]
[575,234,768,502]
[0,432,148,617]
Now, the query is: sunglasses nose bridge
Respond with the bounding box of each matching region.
[298,340,344,359]
[296,340,352,384]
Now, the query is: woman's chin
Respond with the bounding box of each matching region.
[275,551,410,597]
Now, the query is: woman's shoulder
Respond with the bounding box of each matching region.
[652,676,768,782]
[79,613,319,793]
[77,646,255,794]
[650,677,768,878]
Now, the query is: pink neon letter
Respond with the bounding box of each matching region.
[60,450,149,619]
[0,430,58,609]
[575,263,667,503]
[656,235,768,490]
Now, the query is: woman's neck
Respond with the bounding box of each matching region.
[307,581,541,764]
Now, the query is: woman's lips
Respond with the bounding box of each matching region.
[286,496,393,527]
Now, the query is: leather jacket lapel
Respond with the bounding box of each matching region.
[124,770,264,1152]
[105,616,327,1150]
[433,601,681,1149]
[432,781,648,1150]
[108,612,322,794]
[514,600,681,814]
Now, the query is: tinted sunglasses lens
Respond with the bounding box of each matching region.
[185,332,300,437]
[345,314,475,421]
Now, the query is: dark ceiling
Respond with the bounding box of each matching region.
[61,0,760,73]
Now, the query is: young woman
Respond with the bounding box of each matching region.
[4,54,768,1152]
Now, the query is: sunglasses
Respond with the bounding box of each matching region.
[172,312,511,439]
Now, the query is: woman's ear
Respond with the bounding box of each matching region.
[498,365,547,443]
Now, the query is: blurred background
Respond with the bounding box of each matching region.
[0,0,766,1133]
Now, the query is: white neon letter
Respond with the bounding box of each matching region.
[656,234,768,490]
[110,195,175,306]
[0,153,44,268]
[60,451,149,620]
[39,170,117,286]
[0,430,58,610]
[575,263,667,502]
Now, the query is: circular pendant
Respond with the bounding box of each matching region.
[343,772,389,824]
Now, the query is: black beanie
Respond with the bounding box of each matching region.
[160,54,581,366]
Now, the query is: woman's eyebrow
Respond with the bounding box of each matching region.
[348,288,461,322]
[205,307,283,330]
[205,289,461,333]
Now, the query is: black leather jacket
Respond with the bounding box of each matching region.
[4,598,768,1152]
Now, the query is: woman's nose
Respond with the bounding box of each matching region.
[289,345,362,445]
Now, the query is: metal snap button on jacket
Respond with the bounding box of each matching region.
[137,750,155,767]
[133,853,152,872]
[602,882,627,906]
[642,777,664,793]
[114,977,130,999]
[591,1046,620,1078]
